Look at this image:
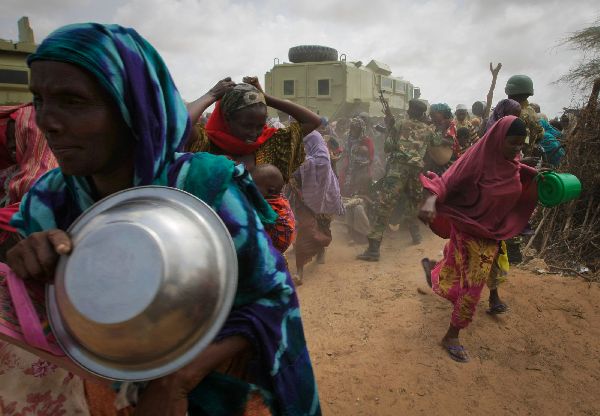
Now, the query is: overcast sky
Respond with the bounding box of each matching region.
[2,0,599,117]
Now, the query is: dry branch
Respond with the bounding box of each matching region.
[530,79,600,282]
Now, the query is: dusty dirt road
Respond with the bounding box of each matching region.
[294,223,600,416]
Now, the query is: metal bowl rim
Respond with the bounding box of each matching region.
[47,185,238,381]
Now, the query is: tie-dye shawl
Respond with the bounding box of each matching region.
[11,23,320,416]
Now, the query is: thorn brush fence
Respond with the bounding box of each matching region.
[528,79,600,282]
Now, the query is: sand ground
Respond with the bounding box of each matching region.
[295,223,600,415]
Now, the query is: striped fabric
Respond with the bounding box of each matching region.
[0,104,57,234]
[0,104,57,206]
[265,194,296,253]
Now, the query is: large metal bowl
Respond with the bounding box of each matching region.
[47,186,238,381]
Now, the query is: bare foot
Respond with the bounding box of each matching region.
[293,275,303,286]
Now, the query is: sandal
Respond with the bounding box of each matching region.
[486,302,508,315]
[444,344,470,363]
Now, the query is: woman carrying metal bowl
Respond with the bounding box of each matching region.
[6,23,320,416]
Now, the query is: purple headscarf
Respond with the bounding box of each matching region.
[298,131,344,215]
[485,99,521,133]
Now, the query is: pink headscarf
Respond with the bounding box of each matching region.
[420,116,538,240]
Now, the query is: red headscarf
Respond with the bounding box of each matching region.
[420,116,538,240]
[0,104,58,234]
[205,101,277,156]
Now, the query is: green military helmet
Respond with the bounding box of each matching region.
[408,99,428,114]
[505,75,534,96]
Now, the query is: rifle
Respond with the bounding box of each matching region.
[378,90,395,131]
[378,90,392,118]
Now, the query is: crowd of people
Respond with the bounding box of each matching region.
[0,22,572,415]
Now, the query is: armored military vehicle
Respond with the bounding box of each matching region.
[0,17,36,105]
[265,45,420,120]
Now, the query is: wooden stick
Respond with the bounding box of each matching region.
[547,264,584,276]
[562,201,576,237]
[581,196,594,228]
[589,204,600,228]
[585,78,600,114]
[483,62,502,119]
[524,208,547,252]
[540,209,558,255]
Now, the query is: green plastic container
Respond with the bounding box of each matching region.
[537,172,582,207]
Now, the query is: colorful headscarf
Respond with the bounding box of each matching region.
[221,83,266,117]
[12,23,320,415]
[429,103,453,120]
[27,24,190,187]
[485,99,521,133]
[205,85,277,156]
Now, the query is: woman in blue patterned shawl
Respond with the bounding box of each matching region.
[7,23,320,416]
[539,117,565,167]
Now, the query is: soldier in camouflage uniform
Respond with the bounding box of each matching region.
[357,99,439,262]
[505,75,544,159]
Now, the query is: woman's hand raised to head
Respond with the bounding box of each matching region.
[207,77,236,101]
[242,76,264,94]
[7,230,72,283]
[187,77,236,125]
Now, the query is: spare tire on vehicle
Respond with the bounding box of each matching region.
[288,45,338,63]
